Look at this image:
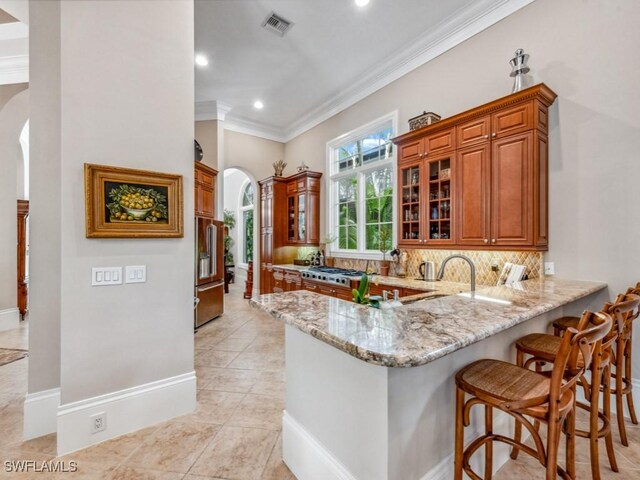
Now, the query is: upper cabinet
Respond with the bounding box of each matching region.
[285,172,322,245]
[195,162,217,218]
[393,83,556,251]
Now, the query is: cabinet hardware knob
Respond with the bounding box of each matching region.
[491,239,496,243]
[483,134,489,139]
[491,133,497,138]
[484,239,489,243]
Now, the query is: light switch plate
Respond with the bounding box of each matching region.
[544,262,555,275]
[92,267,123,286]
[125,265,146,284]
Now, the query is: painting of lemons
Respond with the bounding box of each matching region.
[105,182,169,224]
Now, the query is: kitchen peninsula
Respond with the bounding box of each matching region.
[251,277,607,480]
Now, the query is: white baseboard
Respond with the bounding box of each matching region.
[283,409,526,480]
[57,371,196,456]
[0,307,20,332]
[283,411,357,480]
[23,388,61,440]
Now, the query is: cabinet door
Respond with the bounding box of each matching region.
[262,193,273,230]
[306,190,320,245]
[491,102,532,139]
[319,285,335,297]
[398,160,425,246]
[424,153,454,246]
[456,144,490,246]
[490,132,533,246]
[199,169,216,187]
[302,281,319,294]
[335,287,353,301]
[457,116,490,148]
[398,139,423,164]
[425,128,455,155]
[198,185,215,218]
[297,193,307,243]
[287,195,297,243]
[272,268,285,293]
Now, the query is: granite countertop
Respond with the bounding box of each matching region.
[250,277,607,368]
[271,264,309,272]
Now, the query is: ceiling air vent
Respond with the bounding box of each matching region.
[261,11,294,37]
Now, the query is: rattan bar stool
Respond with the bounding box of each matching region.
[513,295,639,480]
[454,311,612,480]
[554,286,640,447]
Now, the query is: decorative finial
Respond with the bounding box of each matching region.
[509,48,530,93]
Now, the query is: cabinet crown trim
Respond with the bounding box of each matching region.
[392,83,557,145]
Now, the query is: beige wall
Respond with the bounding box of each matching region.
[0,87,28,316]
[224,128,285,181]
[284,0,640,367]
[30,0,195,411]
[195,119,217,169]
[284,0,640,291]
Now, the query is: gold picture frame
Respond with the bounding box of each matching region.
[84,163,183,238]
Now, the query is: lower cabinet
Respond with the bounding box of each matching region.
[272,268,302,293]
[302,280,352,300]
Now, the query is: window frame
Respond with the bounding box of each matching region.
[325,111,398,260]
[237,179,254,268]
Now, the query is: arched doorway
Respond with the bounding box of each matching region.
[222,167,259,294]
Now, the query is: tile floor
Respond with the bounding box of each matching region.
[1,283,640,479]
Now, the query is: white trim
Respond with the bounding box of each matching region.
[283,410,357,480]
[194,0,533,143]
[326,112,398,258]
[23,388,60,440]
[0,55,28,85]
[0,22,28,41]
[0,307,20,332]
[223,117,286,143]
[56,371,196,455]
[195,100,232,122]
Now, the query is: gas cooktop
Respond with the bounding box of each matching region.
[301,266,366,286]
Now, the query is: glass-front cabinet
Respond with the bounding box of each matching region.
[399,161,424,245]
[297,193,306,241]
[427,154,454,244]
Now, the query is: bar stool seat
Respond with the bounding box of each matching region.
[553,316,580,335]
[457,358,574,413]
[516,333,609,369]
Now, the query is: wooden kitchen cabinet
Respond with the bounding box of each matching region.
[393,83,556,251]
[302,280,352,300]
[195,162,217,218]
[259,171,322,294]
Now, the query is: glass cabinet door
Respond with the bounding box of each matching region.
[287,195,296,242]
[426,155,454,245]
[297,193,306,242]
[399,162,423,245]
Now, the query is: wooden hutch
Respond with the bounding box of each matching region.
[194,162,217,217]
[392,83,556,251]
[259,171,322,294]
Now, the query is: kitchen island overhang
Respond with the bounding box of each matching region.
[251,278,608,480]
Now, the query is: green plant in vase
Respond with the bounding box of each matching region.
[378,227,392,276]
[352,273,370,305]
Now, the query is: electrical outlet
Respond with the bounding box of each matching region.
[491,263,499,272]
[90,412,106,434]
[544,262,555,275]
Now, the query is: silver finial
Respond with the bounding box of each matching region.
[509,48,530,93]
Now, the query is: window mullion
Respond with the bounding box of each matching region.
[358,171,365,252]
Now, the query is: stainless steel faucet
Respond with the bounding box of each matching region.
[437,254,476,292]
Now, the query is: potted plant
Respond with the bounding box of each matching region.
[223,209,236,265]
[378,228,392,276]
[321,234,338,267]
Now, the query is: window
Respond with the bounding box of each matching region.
[240,181,254,264]
[328,113,396,257]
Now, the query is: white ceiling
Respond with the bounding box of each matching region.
[195,0,533,141]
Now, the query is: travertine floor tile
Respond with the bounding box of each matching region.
[189,425,278,480]
[202,368,262,394]
[179,390,245,425]
[124,421,219,473]
[261,433,294,480]
[108,466,184,480]
[227,394,285,431]
[194,349,240,368]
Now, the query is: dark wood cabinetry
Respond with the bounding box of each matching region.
[195,162,217,218]
[17,200,28,319]
[393,83,556,251]
[259,171,322,294]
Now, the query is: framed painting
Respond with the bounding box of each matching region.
[84,163,183,238]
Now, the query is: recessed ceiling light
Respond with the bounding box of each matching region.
[195,54,209,67]
[355,0,370,6]
[253,100,264,110]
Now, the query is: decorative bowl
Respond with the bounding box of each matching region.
[123,205,155,220]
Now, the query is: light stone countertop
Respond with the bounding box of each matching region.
[271,264,309,272]
[250,277,607,368]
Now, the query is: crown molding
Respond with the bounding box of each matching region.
[195,100,232,121]
[0,54,28,85]
[195,0,534,144]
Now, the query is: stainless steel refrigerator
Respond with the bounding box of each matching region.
[195,217,224,328]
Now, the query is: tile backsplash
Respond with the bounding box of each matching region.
[332,250,544,286]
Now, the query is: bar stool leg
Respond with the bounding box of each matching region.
[603,363,619,472]
[546,413,560,480]
[485,405,493,480]
[589,368,602,480]
[454,387,465,480]
[565,396,576,480]
[616,339,629,446]
[625,334,638,424]
[511,350,524,460]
